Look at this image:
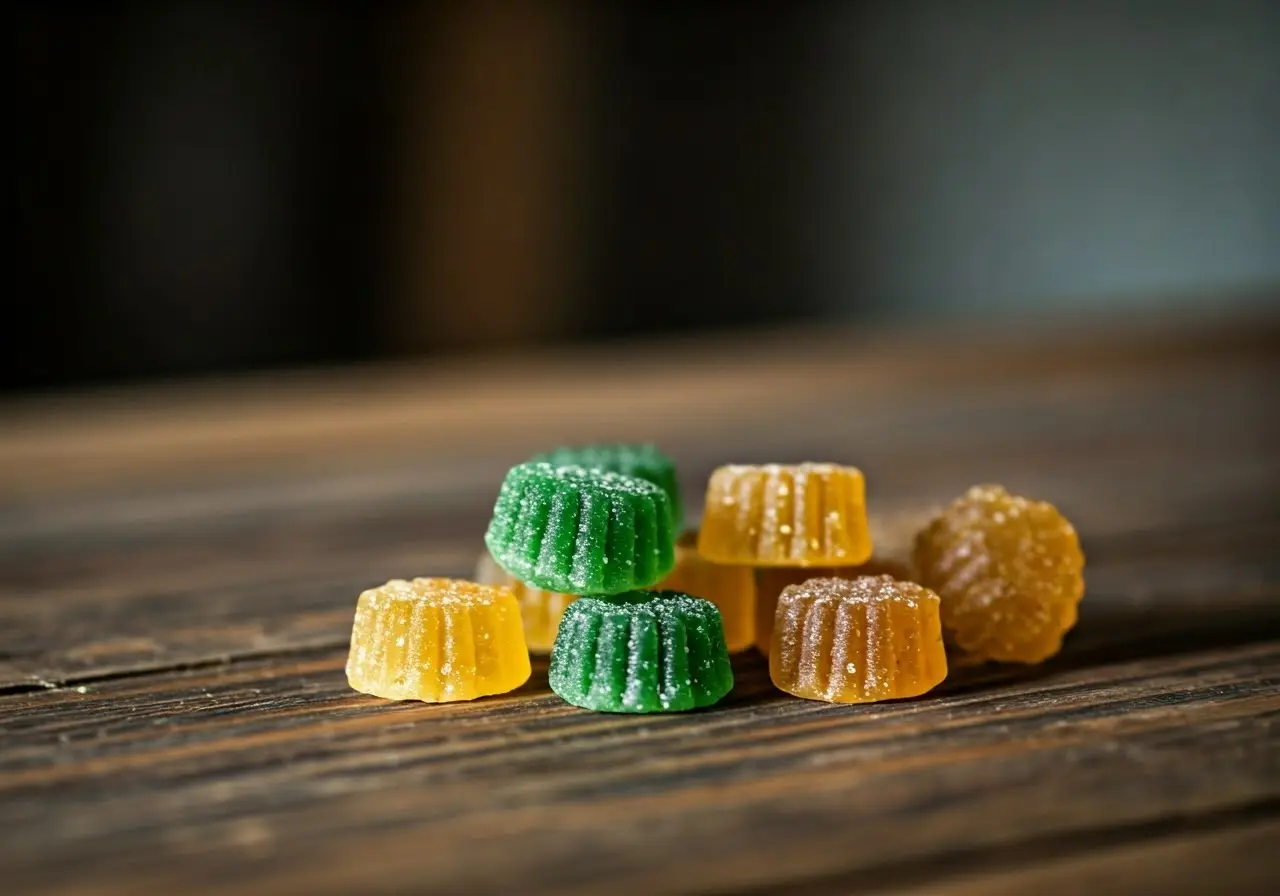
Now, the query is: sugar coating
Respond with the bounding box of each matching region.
[534,443,683,527]
[549,590,734,712]
[509,461,666,493]
[752,508,925,658]
[913,485,1085,664]
[754,554,911,659]
[770,575,947,704]
[474,550,578,653]
[485,462,676,595]
[345,577,531,702]
[697,463,872,567]
[649,529,756,652]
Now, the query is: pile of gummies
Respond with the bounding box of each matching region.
[345,445,1085,712]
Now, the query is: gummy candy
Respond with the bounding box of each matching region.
[751,509,927,657]
[485,462,676,595]
[474,551,577,653]
[753,557,909,658]
[755,566,843,659]
[346,578,531,702]
[770,575,947,703]
[651,530,756,652]
[549,590,734,712]
[533,443,683,528]
[698,463,872,567]
[913,484,1084,663]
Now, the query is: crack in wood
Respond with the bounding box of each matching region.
[0,641,348,697]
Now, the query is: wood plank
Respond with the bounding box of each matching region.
[1,311,1274,501]
[0,536,1274,691]
[1,643,1276,893]
[1,489,1276,688]
[895,817,1280,896]
[2,346,1273,547]
[1,316,1277,893]
[1,475,1275,687]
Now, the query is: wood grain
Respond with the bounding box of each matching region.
[0,313,1277,894]
[3,645,1277,894]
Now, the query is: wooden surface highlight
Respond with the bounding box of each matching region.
[1,315,1277,894]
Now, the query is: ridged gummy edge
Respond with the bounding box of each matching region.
[548,590,734,712]
[772,576,944,702]
[485,463,676,595]
[700,463,871,566]
[532,444,683,527]
[346,583,530,702]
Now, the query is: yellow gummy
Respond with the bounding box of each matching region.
[346,578,531,702]
[769,575,947,704]
[697,463,872,567]
[650,530,756,652]
[474,552,578,653]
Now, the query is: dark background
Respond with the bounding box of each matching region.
[9,0,1280,392]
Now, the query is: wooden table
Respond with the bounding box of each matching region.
[2,313,1278,894]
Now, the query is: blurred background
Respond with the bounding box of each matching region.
[8,0,1279,393]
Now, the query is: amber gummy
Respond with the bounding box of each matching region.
[770,576,947,704]
[754,555,910,658]
[913,484,1085,664]
[752,507,925,657]
[651,530,756,652]
[698,463,872,567]
[346,578,531,702]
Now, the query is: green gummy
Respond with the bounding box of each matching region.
[533,444,683,529]
[548,591,735,713]
[485,462,676,595]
